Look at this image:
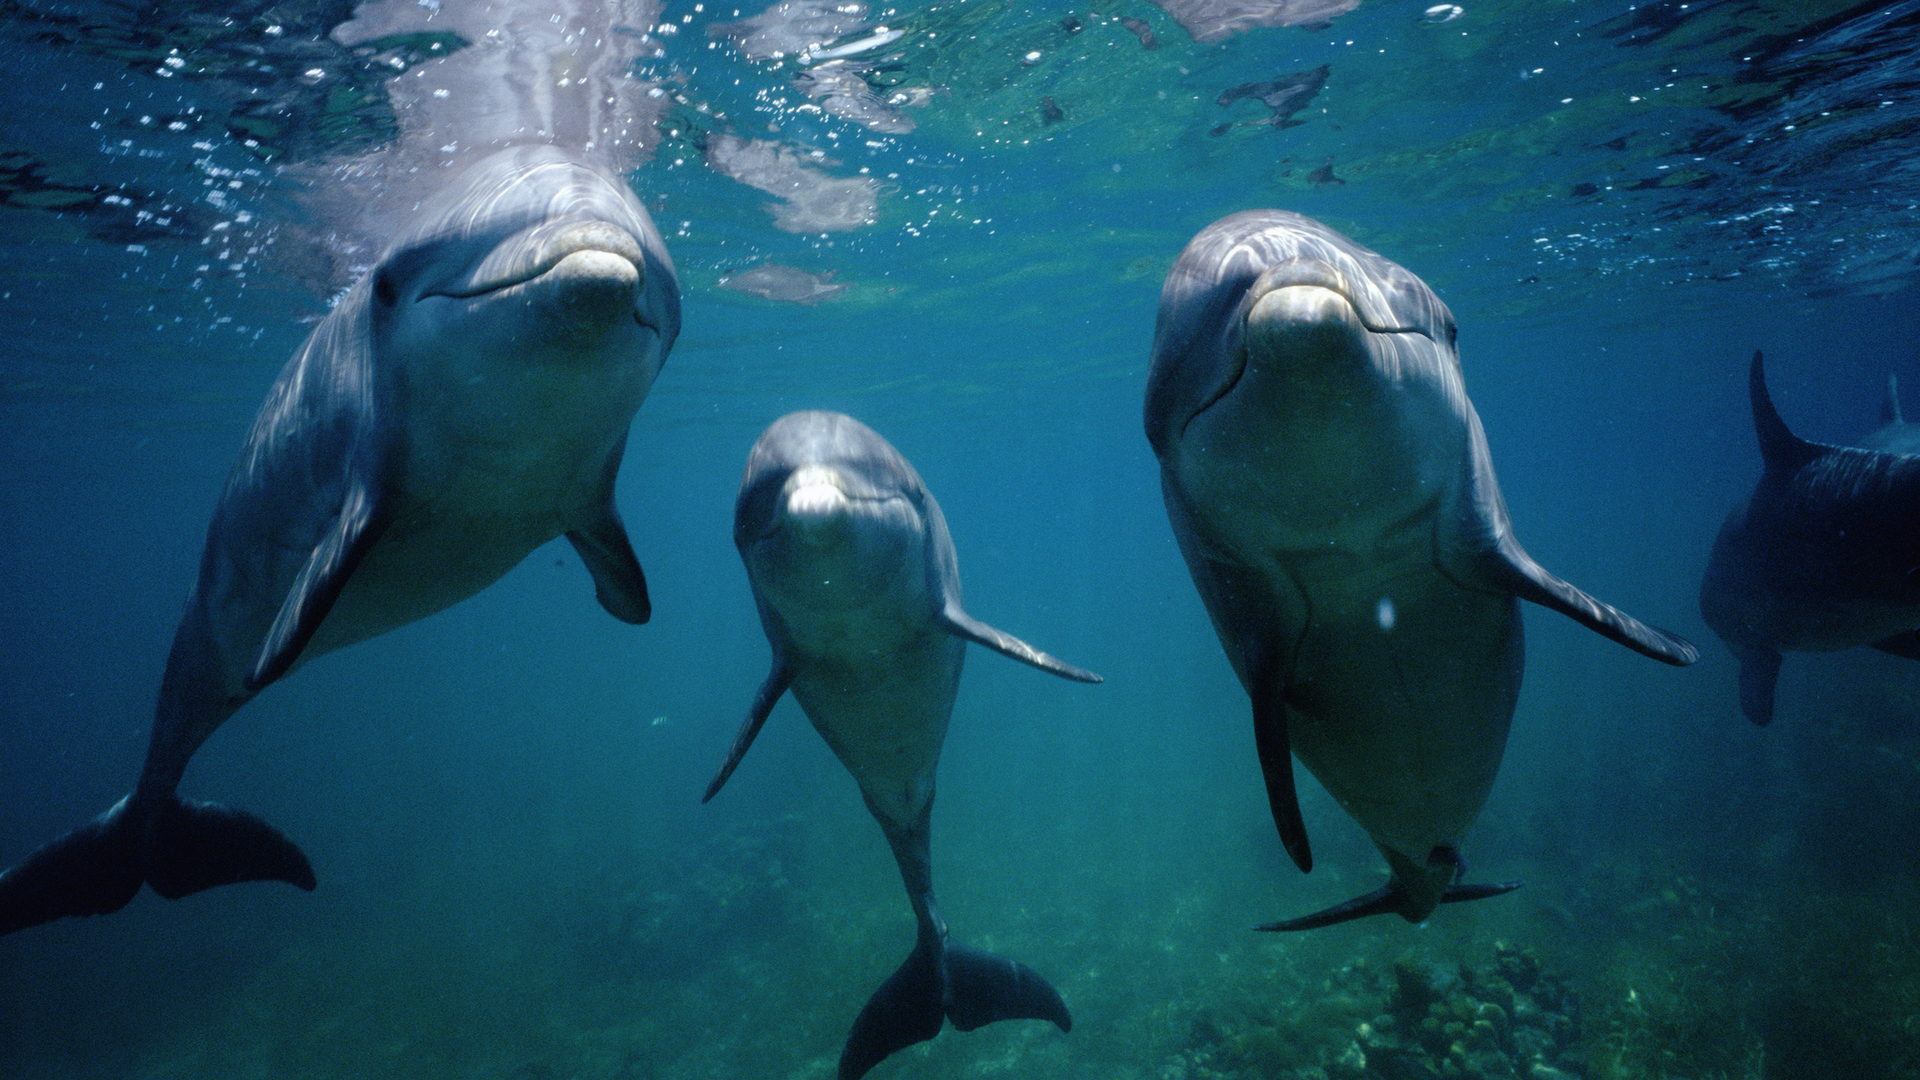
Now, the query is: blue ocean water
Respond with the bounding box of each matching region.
[3,1,1918,1077]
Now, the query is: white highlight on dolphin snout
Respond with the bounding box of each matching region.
[1248,284,1362,334]
[784,466,851,522]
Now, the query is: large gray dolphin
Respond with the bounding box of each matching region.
[703,411,1098,1080]
[1144,210,1698,931]
[1700,351,1920,726]
[0,145,680,935]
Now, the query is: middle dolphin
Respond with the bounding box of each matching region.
[705,410,1098,1080]
[1145,210,1699,931]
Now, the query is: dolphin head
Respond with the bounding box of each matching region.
[367,146,680,395]
[735,411,937,612]
[1146,210,1457,456]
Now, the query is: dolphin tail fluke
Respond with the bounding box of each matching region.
[143,794,316,900]
[944,944,1073,1033]
[0,797,143,936]
[1256,877,1523,932]
[840,934,947,1080]
[839,935,1072,1080]
[0,792,311,935]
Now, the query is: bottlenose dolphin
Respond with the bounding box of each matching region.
[1700,351,1920,726]
[0,145,680,936]
[704,410,1098,1080]
[1144,210,1698,930]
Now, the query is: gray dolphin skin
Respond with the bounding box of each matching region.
[1144,210,1699,932]
[1700,351,1920,726]
[0,145,680,936]
[703,410,1099,1080]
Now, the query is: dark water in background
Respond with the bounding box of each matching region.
[3,1,1920,1078]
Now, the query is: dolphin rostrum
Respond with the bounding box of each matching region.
[704,410,1099,1080]
[0,145,680,936]
[1144,210,1698,931]
[1700,350,1920,726]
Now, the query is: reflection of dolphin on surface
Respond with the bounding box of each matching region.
[0,145,681,936]
[1149,0,1358,43]
[705,411,1099,1080]
[1701,351,1920,726]
[718,263,848,305]
[1210,64,1329,136]
[1145,210,1698,931]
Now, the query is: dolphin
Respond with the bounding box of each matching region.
[0,145,680,936]
[1700,351,1920,726]
[703,410,1098,1080]
[1144,210,1698,931]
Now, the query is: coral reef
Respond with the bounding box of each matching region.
[1163,943,1587,1080]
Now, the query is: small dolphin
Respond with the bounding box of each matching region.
[705,410,1098,1080]
[1700,351,1920,726]
[0,146,680,936]
[1144,210,1697,930]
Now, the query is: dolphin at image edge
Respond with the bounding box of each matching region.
[0,145,680,936]
[704,410,1099,1080]
[1700,350,1920,726]
[1145,209,1698,931]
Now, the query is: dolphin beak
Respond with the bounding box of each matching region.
[426,221,648,304]
[785,466,850,520]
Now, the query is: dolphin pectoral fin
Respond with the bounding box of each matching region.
[937,602,1103,683]
[1736,645,1783,726]
[248,477,389,690]
[0,797,143,936]
[566,432,651,625]
[1483,538,1700,667]
[565,511,651,625]
[1440,879,1524,904]
[702,664,795,802]
[1871,630,1920,660]
[144,794,316,900]
[1252,675,1312,873]
[1255,877,1523,932]
[944,944,1073,1034]
[840,933,946,1080]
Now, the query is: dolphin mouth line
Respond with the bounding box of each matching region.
[426,243,646,301]
[1247,277,1429,338]
[1183,272,1428,432]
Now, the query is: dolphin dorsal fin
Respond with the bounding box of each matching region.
[1749,350,1823,476]
[1884,373,1904,427]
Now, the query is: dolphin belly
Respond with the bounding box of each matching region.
[1285,566,1522,867]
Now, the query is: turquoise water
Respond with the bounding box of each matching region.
[4,1,1920,1078]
